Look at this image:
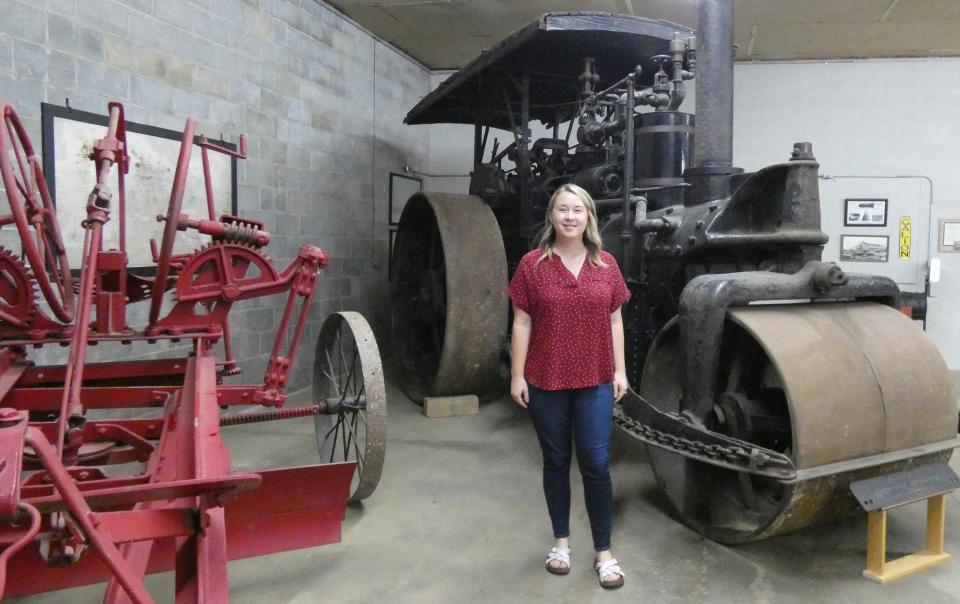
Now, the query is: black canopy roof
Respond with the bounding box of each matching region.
[404,12,694,130]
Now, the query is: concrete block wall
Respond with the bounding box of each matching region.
[0,0,431,394]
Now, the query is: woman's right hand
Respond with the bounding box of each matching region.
[511,375,529,408]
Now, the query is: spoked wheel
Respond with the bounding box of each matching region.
[313,311,386,502]
[635,302,955,544]
[0,102,73,322]
[390,193,508,402]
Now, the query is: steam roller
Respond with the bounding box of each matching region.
[390,3,960,543]
[633,302,956,543]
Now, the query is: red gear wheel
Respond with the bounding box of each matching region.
[0,246,36,327]
[173,242,279,304]
[0,102,74,323]
[148,242,280,336]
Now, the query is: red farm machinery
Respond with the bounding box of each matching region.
[0,101,385,602]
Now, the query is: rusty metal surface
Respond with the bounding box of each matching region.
[788,437,960,483]
[314,311,386,502]
[639,302,956,544]
[730,302,956,468]
[391,193,508,400]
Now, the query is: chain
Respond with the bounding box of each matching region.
[613,405,796,480]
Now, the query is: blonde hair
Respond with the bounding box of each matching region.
[536,183,606,267]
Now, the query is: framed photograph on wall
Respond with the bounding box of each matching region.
[840,234,889,262]
[41,103,238,273]
[389,172,422,225]
[844,198,887,227]
[938,219,960,252]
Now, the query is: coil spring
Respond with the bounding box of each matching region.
[219,404,320,426]
[220,223,264,247]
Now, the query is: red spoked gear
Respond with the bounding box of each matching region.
[173,242,279,304]
[0,246,36,327]
[0,102,74,323]
[148,242,281,336]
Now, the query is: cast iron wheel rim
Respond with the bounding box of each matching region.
[390,197,445,401]
[638,318,794,544]
[0,103,74,323]
[313,311,386,502]
[389,192,508,402]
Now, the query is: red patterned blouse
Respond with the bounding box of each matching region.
[507,249,631,391]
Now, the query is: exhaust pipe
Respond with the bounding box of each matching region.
[686,0,742,204]
[694,0,734,169]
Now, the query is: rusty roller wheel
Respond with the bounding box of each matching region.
[314,311,386,502]
[390,193,508,402]
[637,302,955,544]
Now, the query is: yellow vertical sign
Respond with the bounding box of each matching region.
[899,216,911,259]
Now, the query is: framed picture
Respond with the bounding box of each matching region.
[389,172,422,225]
[844,198,887,227]
[938,219,960,252]
[41,103,238,272]
[840,235,889,263]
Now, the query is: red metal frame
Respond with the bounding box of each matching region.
[0,101,353,602]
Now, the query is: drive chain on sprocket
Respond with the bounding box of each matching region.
[613,404,796,480]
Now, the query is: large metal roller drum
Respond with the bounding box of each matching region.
[637,302,955,544]
[390,193,508,402]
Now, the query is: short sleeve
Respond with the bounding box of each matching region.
[607,255,631,312]
[507,256,532,313]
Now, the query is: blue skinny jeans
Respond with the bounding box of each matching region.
[527,383,614,551]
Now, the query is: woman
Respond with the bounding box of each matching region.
[507,183,630,589]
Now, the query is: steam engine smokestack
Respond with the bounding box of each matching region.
[694,0,734,169]
[684,0,741,205]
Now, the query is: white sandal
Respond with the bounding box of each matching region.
[595,558,624,589]
[545,547,571,575]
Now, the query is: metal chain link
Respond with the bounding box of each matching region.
[613,407,795,479]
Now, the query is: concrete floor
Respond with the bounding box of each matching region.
[13,365,960,603]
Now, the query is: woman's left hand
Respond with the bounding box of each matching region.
[612,371,629,402]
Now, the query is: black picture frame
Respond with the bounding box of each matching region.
[40,103,239,274]
[41,103,238,212]
[844,198,887,227]
[939,219,960,253]
[840,234,889,263]
[388,172,422,226]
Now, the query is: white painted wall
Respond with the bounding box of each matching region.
[414,58,960,369]
[407,72,469,193]
[733,59,960,369]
